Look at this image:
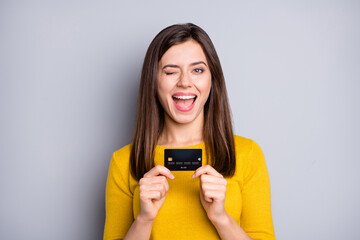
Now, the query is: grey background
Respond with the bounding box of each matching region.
[0,1,359,239]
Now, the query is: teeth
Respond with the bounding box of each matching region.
[173,95,196,100]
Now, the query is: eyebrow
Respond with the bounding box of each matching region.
[162,61,207,70]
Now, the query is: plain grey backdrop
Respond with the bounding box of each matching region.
[1,1,359,239]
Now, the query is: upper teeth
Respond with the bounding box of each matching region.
[173,95,196,100]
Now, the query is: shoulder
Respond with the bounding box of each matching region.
[108,144,133,180]
[233,135,263,155]
[233,135,266,175]
[113,144,132,163]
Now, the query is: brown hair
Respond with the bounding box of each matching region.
[130,23,235,180]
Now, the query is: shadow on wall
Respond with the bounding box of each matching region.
[112,63,141,148]
[94,53,142,239]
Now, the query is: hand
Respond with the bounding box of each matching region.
[192,165,228,223]
[138,165,175,222]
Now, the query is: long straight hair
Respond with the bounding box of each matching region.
[130,23,235,181]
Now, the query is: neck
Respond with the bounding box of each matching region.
[158,112,204,147]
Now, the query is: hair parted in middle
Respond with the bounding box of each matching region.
[130,23,236,181]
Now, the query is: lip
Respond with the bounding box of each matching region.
[172,92,197,97]
[172,92,197,112]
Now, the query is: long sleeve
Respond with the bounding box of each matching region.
[103,150,134,240]
[103,138,276,240]
[240,140,276,240]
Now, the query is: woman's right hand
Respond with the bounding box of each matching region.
[137,165,175,222]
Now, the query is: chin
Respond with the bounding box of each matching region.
[168,110,202,125]
[173,117,196,124]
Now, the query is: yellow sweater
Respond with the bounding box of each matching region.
[104,135,276,240]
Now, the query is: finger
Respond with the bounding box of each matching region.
[144,165,175,179]
[192,165,223,178]
[140,175,168,185]
[140,181,169,200]
[140,177,170,192]
[200,174,227,186]
[203,190,226,202]
[140,183,169,195]
[141,189,168,200]
[140,191,162,201]
[200,188,213,203]
[201,182,227,192]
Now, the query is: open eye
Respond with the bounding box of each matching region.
[193,68,203,73]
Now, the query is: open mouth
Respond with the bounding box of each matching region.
[172,94,197,112]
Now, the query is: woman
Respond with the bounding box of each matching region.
[104,23,276,240]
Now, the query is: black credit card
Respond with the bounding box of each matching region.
[164,149,202,171]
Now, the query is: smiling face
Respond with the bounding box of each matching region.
[157,40,212,125]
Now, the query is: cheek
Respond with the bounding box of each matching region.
[199,76,212,98]
[157,79,172,105]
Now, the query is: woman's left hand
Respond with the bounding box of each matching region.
[192,165,228,223]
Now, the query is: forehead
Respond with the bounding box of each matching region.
[159,40,208,66]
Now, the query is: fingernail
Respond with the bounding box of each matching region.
[170,174,175,179]
[192,173,195,178]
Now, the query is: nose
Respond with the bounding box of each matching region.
[177,72,192,88]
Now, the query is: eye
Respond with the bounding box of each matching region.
[165,71,178,75]
[193,68,203,73]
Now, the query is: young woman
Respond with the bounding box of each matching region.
[104,23,276,240]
